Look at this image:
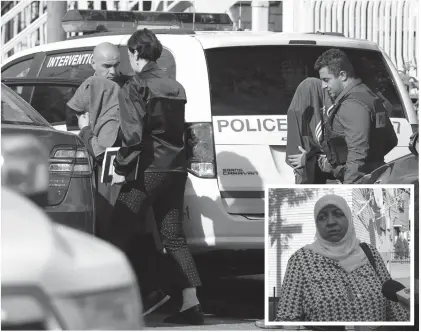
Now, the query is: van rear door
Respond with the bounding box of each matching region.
[206,45,413,215]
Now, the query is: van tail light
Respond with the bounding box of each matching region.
[186,123,216,178]
[48,146,91,205]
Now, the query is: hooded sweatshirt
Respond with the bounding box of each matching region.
[67,76,121,158]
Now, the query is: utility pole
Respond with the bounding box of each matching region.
[251,0,269,32]
[47,1,67,43]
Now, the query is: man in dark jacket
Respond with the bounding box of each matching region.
[314,48,398,184]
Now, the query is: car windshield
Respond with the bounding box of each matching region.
[1,85,48,127]
[206,46,405,118]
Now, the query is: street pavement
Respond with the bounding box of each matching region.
[145,275,264,330]
[390,262,411,288]
[142,263,413,329]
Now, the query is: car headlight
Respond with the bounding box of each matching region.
[51,286,143,330]
[1,294,63,330]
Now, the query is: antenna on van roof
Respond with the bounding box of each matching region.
[193,7,196,31]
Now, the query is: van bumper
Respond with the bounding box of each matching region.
[183,174,264,254]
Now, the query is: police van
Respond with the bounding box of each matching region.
[2,10,417,276]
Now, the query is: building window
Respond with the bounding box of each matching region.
[398,200,405,212]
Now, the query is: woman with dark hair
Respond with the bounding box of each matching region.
[108,29,204,325]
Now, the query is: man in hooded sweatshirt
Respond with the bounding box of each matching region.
[67,42,137,237]
[67,75,121,238]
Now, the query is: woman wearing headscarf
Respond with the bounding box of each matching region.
[286,77,334,184]
[276,194,409,323]
[107,29,204,325]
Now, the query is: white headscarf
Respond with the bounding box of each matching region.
[305,194,368,273]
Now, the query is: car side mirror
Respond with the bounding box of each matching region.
[1,134,50,207]
[409,132,419,157]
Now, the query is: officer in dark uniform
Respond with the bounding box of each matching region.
[314,48,398,184]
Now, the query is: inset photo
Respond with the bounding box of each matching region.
[265,185,414,327]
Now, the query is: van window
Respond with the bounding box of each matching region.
[30,85,78,124]
[2,58,34,78]
[38,46,176,80]
[39,51,95,80]
[205,46,405,118]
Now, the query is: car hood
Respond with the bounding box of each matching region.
[361,153,418,184]
[1,188,136,296]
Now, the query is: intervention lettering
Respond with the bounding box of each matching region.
[46,54,94,68]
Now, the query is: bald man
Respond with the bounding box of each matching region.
[67,42,125,240]
[91,42,121,82]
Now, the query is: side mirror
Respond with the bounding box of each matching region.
[1,134,50,207]
[409,132,419,157]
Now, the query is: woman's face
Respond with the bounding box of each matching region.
[128,49,138,72]
[316,204,348,242]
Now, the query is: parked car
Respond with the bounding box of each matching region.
[1,83,95,234]
[1,133,144,330]
[359,133,418,185]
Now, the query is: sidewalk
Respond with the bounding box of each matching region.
[390,262,411,288]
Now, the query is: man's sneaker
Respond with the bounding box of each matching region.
[142,289,171,316]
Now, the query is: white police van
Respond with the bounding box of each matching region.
[2,10,417,276]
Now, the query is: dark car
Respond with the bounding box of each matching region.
[359,133,418,185]
[1,83,95,233]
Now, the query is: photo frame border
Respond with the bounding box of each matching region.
[264,184,416,326]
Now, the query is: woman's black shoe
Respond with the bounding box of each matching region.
[163,304,205,325]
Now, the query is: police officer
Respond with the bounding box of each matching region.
[314,48,398,184]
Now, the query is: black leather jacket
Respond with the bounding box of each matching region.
[114,62,187,177]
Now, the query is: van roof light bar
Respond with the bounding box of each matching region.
[62,10,234,34]
[133,11,180,27]
[62,9,138,33]
[62,9,181,34]
[173,12,234,31]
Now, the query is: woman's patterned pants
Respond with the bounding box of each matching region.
[107,172,201,294]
